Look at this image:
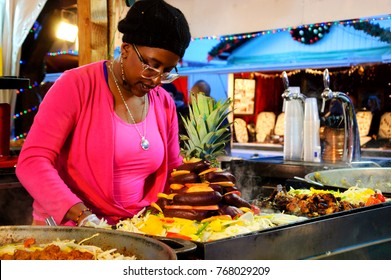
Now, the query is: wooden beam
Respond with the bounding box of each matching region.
[78,0,109,66]
[77,0,91,66]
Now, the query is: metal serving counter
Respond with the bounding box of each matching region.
[209,151,391,259]
[220,154,391,201]
[223,141,391,201]
[189,202,391,260]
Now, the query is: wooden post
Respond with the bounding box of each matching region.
[77,0,110,66]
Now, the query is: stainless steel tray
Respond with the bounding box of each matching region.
[305,167,391,195]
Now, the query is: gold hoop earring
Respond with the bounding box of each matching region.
[120,56,127,86]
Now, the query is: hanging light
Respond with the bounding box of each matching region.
[56,10,78,43]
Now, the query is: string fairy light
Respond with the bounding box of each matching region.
[47,50,78,56]
[192,15,391,41]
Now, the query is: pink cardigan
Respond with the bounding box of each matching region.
[16,61,183,225]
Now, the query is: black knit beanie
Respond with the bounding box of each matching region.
[118,0,191,58]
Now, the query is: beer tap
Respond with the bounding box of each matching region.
[321,69,361,163]
[281,71,306,111]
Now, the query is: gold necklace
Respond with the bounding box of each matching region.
[108,61,150,151]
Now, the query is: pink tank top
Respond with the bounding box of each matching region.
[112,95,164,209]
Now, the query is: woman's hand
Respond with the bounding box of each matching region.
[78,214,101,227]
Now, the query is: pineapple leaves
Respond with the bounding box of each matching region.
[180,93,233,162]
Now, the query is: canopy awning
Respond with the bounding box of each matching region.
[167,0,391,38]
[179,18,391,74]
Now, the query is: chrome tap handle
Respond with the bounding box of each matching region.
[282,71,289,90]
[281,71,291,100]
[321,69,333,100]
[323,69,330,89]
[281,71,290,112]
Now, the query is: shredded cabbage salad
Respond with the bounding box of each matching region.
[116,210,307,242]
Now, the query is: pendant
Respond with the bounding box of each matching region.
[141,137,150,150]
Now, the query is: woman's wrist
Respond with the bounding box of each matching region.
[66,203,93,225]
[75,208,92,225]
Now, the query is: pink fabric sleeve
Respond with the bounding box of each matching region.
[16,70,84,224]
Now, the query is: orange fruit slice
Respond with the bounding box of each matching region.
[198,167,223,176]
[167,193,177,200]
[170,183,185,190]
[171,170,191,177]
[157,193,168,199]
[186,186,215,193]
[150,202,163,213]
[211,181,235,187]
[183,157,202,164]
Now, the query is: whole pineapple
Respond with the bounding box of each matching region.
[149,94,260,222]
[179,93,232,167]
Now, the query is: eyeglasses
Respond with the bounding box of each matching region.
[132,44,179,84]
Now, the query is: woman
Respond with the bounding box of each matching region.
[15,0,191,226]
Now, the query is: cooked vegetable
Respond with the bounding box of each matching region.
[116,209,307,242]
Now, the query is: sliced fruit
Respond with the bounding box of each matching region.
[166,232,193,240]
[173,217,197,225]
[164,204,219,210]
[183,157,202,164]
[139,215,164,235]
[166,193,177,200]
[186,186,215,193]
[224,190,242,196]
[159,217,175,224]
[211,181,235,187]
[150,202,163,213]
[157,193,168,199]
[185,184,214,193]
[201,215,232,223]
[170,183,185,190]
[185,182,209,188]
[239,207,252,213]
[171,170,191,177]
[198,167,223,176]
